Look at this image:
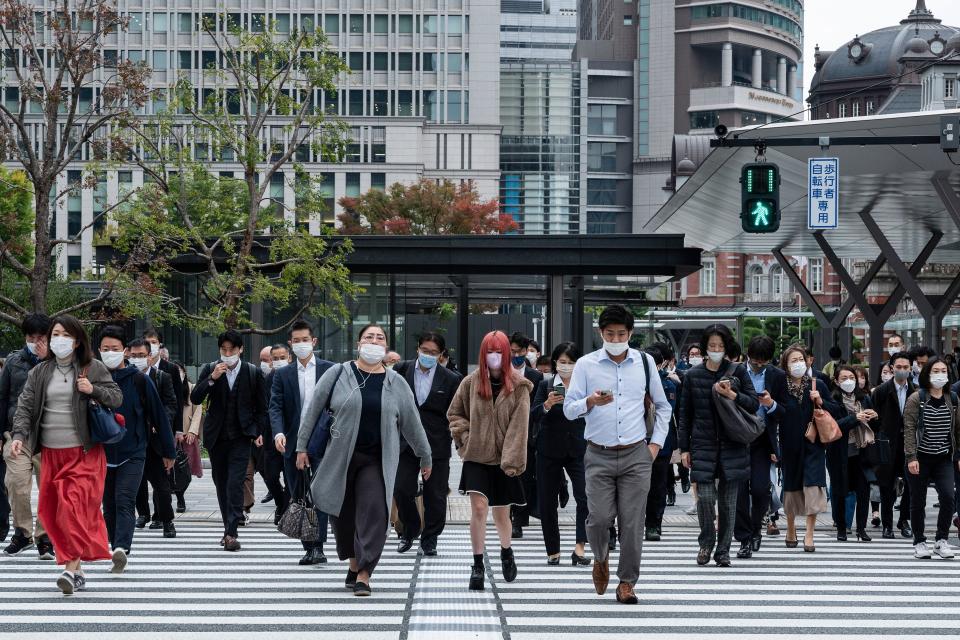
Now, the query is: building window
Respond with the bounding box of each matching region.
[345,173,361,197]
[447,91,462,123]
[690,110,720,130]
[587,104,617,135]
[741,111,767,126]
[700,260,716,295]
[67,256,81,276]
[423,15,439,34]
[397,52,413,71]
[373,52,388,71]
[852,101,860,117]
[349,14,363,33]
[319,172,335,223]
[808,257,824,293]
[324,14,340,33]
[623,15,632,25]
[748,265,765,296]
[587,142,617,172]
[348,89,364,116]
[771,266,792,295]
[946,79,955,99]
[371,127,386,162]
[349,52,363,71]
[424,90,438,122]
[838,102,846,118]
[866,100,875,115]
[373,90,388,116]
[397,15,413,33]
[587,212,617,234]
[397,89,413,116]
[371,173,386,191]
[587,179,618,206]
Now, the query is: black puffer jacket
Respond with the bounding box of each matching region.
[677,360,759,483]
[0,347,40,435]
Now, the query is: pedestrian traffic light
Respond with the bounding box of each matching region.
[740,163,780,233]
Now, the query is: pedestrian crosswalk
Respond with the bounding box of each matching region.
[1,520,958,638]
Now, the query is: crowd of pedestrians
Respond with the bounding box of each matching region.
[1,310,959,601]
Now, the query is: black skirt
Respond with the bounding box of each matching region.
[458,461,526,507]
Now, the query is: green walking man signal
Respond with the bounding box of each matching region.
[740,163,780,233]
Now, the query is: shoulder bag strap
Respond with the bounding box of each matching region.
[324,364,345,413]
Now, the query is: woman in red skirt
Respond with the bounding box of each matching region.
[10,315,122,595]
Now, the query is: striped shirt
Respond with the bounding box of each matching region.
[918,395,952,456]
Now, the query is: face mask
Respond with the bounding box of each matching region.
[542,372,554,383]
[50,336,75,359]
[100,351,125,370]
[789,361,808,378]
[149,342,160,356]
[888,345,901,354]
[688,356,703,367]
[912,363,921,375]
[603,341,629,357]
[511,355,527,369]
[385,363,395,370]
[25,341,37,355]
[291,343,313,360]
[707,350,725,364]
[667,365,676,375]
[526,352,538,367]
[486,353,502,370]
[273,361,288,370]
[839,379,857,394]
[418,352,438,369]
[128,357,149,371]
[930,374,949,389]
[556,362,575,377]
[881,373,893,383]
[260,362,273,375]
[358,343,386,365]
[894,369,910,383]
[220,353,240,367]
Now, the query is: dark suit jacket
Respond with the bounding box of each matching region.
[157,358,185,414]
[870,378,916,441]
[521,366,544,403]
[149,367,180,433]
[191,361,269,449]
[760,364,788,458]
[531,379,586,459]
[395,360,462,459]
[267,357,335,458]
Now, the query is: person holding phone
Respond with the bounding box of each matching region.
[532,342,589,566]
[677,324,759,567]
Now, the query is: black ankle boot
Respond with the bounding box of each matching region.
[500,547,517,582]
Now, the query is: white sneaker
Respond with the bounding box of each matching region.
[111,548,128,574]
[685,504,698,516]
[933,540,955,559]
[914,542,932,559]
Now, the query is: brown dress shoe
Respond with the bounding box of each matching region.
[223,535,241,552]
[616,582,638,605]
[592,558,609,595]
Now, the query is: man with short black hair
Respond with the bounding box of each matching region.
[1,313,52,556]
[192,330,269,551]
[269,320,333,564]
[911,346,936,386]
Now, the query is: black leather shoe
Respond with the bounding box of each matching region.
[681,478,691,493]
[397,538,414,554]
[546,555,560,566]
[511,525,523,540]
[645,527,660,542]
[500,547,517,582]
[899,524,913,539]
[176,496,186,513]
[469,564,485,591]
[163,521,177,538]
[736,541,752,559]
[260,491,274,504]
[836,530,847,542]
[856,528,872,542]
[882,527,895,539]
[696,547,712,566]
[715,552,732,567]
[571,551,590,566]
[751,535,762,552]
[666,494,676,507]
[299,549,324,565]
[345,569,358,589]
[421,539,438,556]
[149,520,162,530]
[135,515,148,529]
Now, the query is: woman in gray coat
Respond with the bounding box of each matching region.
[297,323,431,597]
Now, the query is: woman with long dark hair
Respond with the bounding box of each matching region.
[829,364,878,542]
[448,330,532,590]
[9,315,122,594]
[532,341,590,566]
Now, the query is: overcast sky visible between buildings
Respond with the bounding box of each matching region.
[801,0,960,110]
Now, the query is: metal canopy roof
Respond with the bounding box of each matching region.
[644,109,960,262]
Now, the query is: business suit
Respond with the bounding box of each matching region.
[734,364,786,546]
[252,370,289,520]
[512,365,544,530]
[393,360,461,549]
[268,355,334,551]
[870,378,915,532]
[136,366,181,525]
[192,361,269,540]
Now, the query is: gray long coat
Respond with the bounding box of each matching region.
[296,362,432,519]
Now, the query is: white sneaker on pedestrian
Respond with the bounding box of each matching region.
[914,542,932,559]
[685,504,698,516]
[933,540,955,559]
[111,548,128,574]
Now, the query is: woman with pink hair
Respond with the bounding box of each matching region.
[447,330,533,591]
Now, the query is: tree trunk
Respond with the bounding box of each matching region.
[30,184,53,315]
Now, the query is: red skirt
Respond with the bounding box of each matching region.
[38,445,111,565]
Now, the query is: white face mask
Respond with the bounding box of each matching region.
[385,363,395,370]
[260,362,273,375]
[25,341,37,355]
[881,373,893,383]
[789,361,808,378]
[930,373,949,389]
[688,356,703,367]
[50,336,75,359]
[291,342,314,360]
[220,353,240,367]
[912,363,921,375]
[486,352,502,370]
[707,350,725,364]
[149,342,160,356]
[526,352,538,367]
[888,344,901,354]
[358,343,386,365]
[556,362,575,378]
[273,360,288,370]
[603,341,629,357]
[100,351,125,370]
[839,379,857,394]
[128,356,149,371]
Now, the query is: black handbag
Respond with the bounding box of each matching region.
[711,364,766,445]
[277,468,320,542]
[171,445,192,494]
[306,364,345,459]
[863,435,892,466]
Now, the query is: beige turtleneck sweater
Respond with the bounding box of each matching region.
[40,356,81,449]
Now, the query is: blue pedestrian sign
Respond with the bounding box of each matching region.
[808,157,839,229]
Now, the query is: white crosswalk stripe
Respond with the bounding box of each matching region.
[1,521,958,638]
